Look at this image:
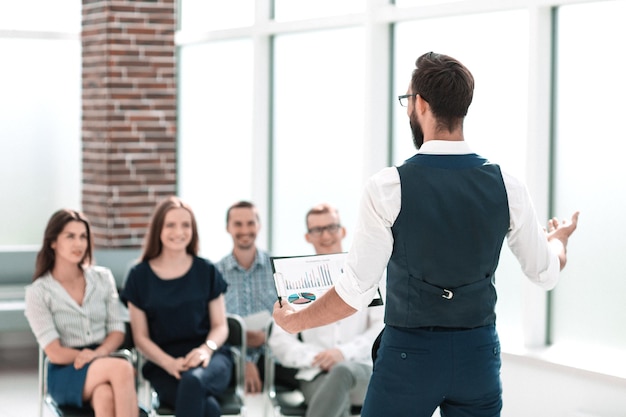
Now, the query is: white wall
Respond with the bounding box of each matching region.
[502,354,626,417]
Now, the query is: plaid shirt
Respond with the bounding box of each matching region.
[216,249,275,363]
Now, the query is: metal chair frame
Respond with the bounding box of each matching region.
[264,320,307,417]
[38,347,137,417]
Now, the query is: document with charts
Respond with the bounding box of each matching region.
[271,252,383,309]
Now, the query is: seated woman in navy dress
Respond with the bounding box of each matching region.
[124,196,233,417]
[25,209,138,417]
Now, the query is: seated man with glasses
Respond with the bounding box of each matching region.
[304,204,346,254]
[268,203,384,417]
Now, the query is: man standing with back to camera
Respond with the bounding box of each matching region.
[273,52,579,417]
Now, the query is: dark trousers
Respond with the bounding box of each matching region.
[148,351,233,417]
[362,325,502,417]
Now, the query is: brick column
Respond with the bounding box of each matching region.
[81,0,176,248]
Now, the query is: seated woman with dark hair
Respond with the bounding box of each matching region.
[25,209,138,417]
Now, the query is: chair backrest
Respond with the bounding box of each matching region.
[217,314,247,416]
[225,314,246,392]
[121,321,135,350]
[213,314,246,415]
[264,320,308,416]
[226,314,245,349]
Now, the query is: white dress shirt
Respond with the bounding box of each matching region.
[24,265,127,349]
[269,304,384,381]
[335,140,561,311]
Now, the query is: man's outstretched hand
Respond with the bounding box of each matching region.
[547,211,580,270]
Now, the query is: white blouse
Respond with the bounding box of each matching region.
[24,265,126,349]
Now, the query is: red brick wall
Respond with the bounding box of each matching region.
[81,0,177,248]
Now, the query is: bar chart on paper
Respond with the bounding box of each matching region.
[283,263,335,290]
[271,253,347,308]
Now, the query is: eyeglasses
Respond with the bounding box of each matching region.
[307,224,341,236]
[398,93,418,107]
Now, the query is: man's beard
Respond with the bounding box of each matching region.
[410,112,424,149]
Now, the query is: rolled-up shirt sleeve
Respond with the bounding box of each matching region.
[503,171,561,290]
[25,282,59,349]
[335,167,400,311]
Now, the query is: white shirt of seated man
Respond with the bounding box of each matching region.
[269,204,384,381]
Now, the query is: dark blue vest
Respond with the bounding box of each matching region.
[385,153,510,328]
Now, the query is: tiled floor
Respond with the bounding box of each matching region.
[0,346,269,417]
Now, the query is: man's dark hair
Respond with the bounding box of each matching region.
[411,52,474,133]
[226,200,258,224]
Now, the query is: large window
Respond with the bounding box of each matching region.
[395,0,467,7]
[0,1,79,32]
[0,0,81,246]
[552,0,626,352]
[174,0,626,374]
[393,10,530,342]
[273,0,365,21]
[271,28,366,256]
[179,0,254,31]
[4,1,626,372]
[178,40,254,262]
[393,11,529,175]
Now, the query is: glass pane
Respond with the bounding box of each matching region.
[393,10,529,343]
[552,0,626,351]
[0,38,81,245]
[0,0,80,32]
[273,27,365,257]
[273,0,365,22]
[177,40,254,262]
[393,12,528,175]
[395,0,467,7]
[180,0,254,31]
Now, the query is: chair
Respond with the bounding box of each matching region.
[263,321,363,417]
[263,320,307,417]
[138,313,248,416]
[37,321,147,417]
[38,347,140,417]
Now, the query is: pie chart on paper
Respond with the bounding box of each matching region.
[288,292,316,305]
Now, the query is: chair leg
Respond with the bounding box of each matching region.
[38,348,45,417]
